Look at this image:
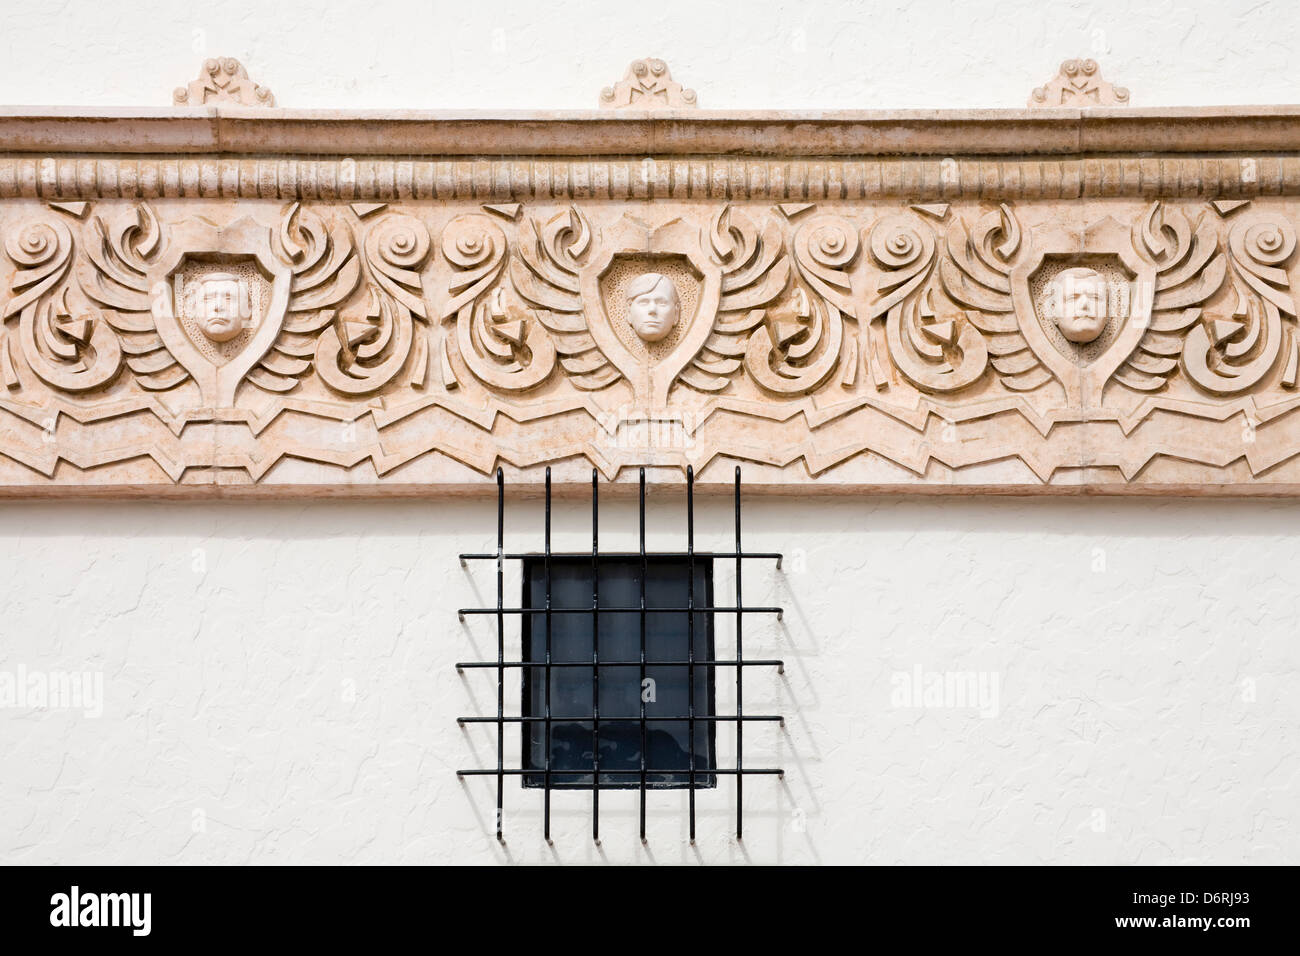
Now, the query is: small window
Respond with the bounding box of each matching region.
[457,465,784,842]
[521,556,716,789]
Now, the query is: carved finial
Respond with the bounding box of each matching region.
[1029,59,1130,108]
[173,57,275,107]
[599,58,697,110]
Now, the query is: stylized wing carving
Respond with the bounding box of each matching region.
[257,203,360,393]
[74,203,184,391]
[939,203,1050,392]
[685,205,789,392]
[1118,202,1227,391]
[509,207,617,390]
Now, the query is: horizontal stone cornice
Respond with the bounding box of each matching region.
[1,154,1298,203]
[4,106,1300,157]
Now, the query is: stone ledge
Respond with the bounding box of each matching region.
[3,106,1300,157]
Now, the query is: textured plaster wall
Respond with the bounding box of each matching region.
[2,0,1300,864]
[0,0,1298,109]
[2,496,1297,864]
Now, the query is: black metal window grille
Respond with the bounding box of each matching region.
[457,465,785,843]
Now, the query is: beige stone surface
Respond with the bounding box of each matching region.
[8,107,1300,157]
[173,58,275,108]
[2,108,1300,497]
[1029,59,1130,108]
[599,58,697,109]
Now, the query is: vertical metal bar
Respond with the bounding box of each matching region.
[591,467,600,842]
[543,467,553,843]
[734,465,743,841]
[686,465,696,843]
[495,467,505,843]
[638,466,648,842]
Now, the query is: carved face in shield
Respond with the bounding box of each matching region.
[626,273,680,343]
[1047,267,1109,344]
[195,272,253,342]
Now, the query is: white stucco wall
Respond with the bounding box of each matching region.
[1,0,1298,109]
[2,0,1300,865]
[2,496,1297,864]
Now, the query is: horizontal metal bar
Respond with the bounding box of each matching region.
[457,768,784,777]
[457,659,783,669]
[459,551,782,561]
[457,715,784,724]
[458,606,783,615]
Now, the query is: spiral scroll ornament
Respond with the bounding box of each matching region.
[744,214,854,395]
[868,213,988,394]
[3,219,123,394]
[440,214,557,392]
[1181,214,1298,395]
[315,213,432,396]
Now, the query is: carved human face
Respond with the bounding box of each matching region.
[197,275,250,342]
[626,273,680,343]
[1050,268,1108,344]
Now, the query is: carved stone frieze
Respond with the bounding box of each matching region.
[4,109,1300,496]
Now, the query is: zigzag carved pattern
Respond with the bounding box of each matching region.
[3,194,1300,495]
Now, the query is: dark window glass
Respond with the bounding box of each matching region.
[522,556,715,789]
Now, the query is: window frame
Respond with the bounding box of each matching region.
[519,553,718,791]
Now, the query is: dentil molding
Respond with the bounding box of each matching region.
[4,59,1300,497]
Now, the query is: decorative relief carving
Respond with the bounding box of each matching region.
[1182,212,1298,394]
[1122,202,1226,393]
[189,271,255,344]
[1043,268,1111,345]
[870,211,987,393]
[469,203,793,407]
[626,273,680,343]
[938,204,1042,392]
[752,214,853,395]
[3,217,122,393]
[313,212,430,396]
[6,155,1300,203]
[442,211,557,393]
[70,203,360,405]
[599,58,697,109]
[6,194,1300,494]
[173,58,275,107]
[1029,58,1130,107]
[935,201,1231,407]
